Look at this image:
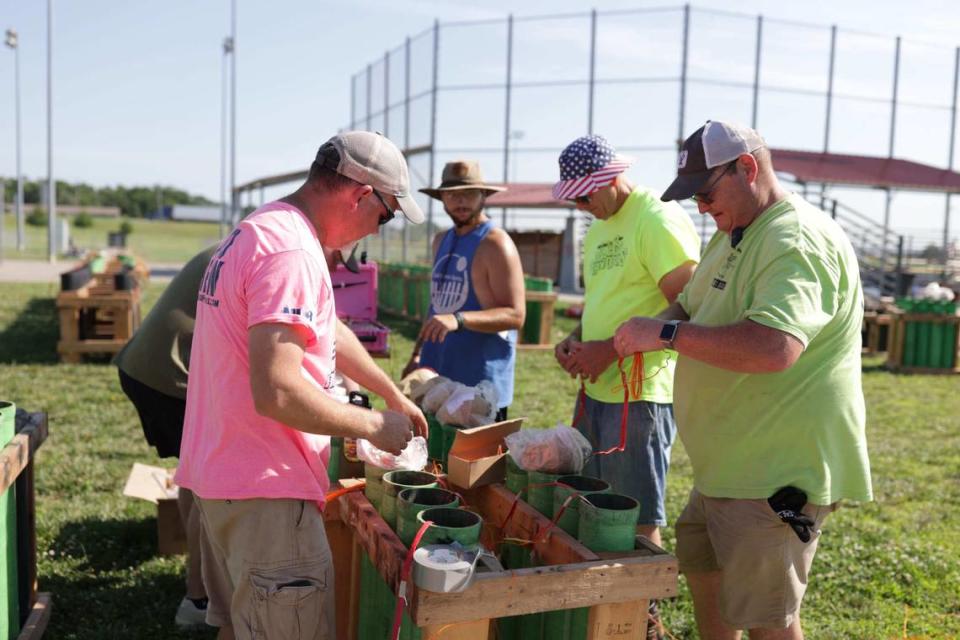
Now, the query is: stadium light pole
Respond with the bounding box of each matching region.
[46,0,56,263]
[229,0,237,226]
[5,29,24,252]
[220,36,233,238]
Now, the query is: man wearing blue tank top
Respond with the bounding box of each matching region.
[403,160,526,420]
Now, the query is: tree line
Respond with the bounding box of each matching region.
[1,177,214,218]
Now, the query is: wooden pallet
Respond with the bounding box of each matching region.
[56,283,141,363]
[324,480,677,639]
[886,313,960,374]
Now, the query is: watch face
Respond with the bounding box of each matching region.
[659,321,678,342]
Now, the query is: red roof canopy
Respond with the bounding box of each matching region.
[485,183,574,209]
[771,148,960,193]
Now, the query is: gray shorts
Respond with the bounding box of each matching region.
[573,396,676,526]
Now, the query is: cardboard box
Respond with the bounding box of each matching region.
[446,418,523,489]
[123,463,186,556]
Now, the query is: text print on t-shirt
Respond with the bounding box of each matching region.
[198,228,241,308]
[590,235,626,276]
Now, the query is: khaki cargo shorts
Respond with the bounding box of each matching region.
[195,497,335,640]
[675,487,835,630]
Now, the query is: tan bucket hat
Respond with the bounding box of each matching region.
[419,160,505,200]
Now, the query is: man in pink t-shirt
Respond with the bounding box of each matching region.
[176,131,427,640]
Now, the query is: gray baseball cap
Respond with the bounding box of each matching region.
[318,131,425,224]
[661,121,765,202]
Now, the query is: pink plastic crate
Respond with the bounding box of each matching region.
[331,261,390,355]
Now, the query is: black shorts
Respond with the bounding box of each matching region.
[118,370,186,459]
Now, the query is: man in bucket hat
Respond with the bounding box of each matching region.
[614,121,872,639]
[176,130,428,640]
[553,134,700,639]
[403,160,526,419]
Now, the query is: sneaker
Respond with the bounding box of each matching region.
[174,596,209,628]
[646,599,665,640]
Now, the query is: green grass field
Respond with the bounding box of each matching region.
[1,213,223,263]
[0,281,957,638]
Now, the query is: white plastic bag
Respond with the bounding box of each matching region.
[437,380,498,428]
[357,435,428,471]
[406,372,444,403]
[504,423,592,474]
[422,379,458,413]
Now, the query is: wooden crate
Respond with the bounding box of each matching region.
[886,313,960,374]
[518,290,559,351]
[56,259,144,363]
[861,312,893,354]
[0,414,51,639]
[325,480,677,640]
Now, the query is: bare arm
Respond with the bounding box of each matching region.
[658,261,697,304]
[248,323,413,454]
[614,317,803,373]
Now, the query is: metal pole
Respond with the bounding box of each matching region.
[220,37,231,238]
[889,36,901,158]
[383,51,390,137]
[881,36,901,270]
[502,14,514,230]
[5,29,24,251]
[751,15,763,129]
[427,19,440,260]
[366,64,372,130]
[944,46,959,276]
[382,51,390,260]
[46,0,55,262]
[403,36,411,264]
[230,0,237,226]
[587,9,597,135]
[824,25,837,152]
[677,4,691,147]
[350,74,356,130]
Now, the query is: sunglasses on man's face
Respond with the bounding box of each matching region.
[372,190,396,226]
[568,192,595,206]
[691,160,738,205]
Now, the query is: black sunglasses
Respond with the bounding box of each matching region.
[691,160,738,205]
[567,192,594,206]
[372,190,396,226]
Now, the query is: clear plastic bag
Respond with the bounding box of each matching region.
[437,380,498,428]
[421,379,458,413]
[406,372,444,404]
[504,423,592,474]
[357,435,429,471]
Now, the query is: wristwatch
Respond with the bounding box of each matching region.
[659,320,681,349]
[454,311,466,332]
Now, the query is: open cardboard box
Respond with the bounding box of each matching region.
[446,418,523,489]
[123,463,186,556]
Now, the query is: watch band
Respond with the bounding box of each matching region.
[454,311,466,331]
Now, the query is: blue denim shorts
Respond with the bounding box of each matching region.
[572,395,676,526]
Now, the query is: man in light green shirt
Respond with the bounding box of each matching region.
[615,121,872,640]
[552,135,700,552]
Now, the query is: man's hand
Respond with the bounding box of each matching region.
[386,393,429,439]
[554,334,580,373]
[419,314,459,343]
[614,317,665,357]
[369,410,414,456]
[566,339,618,383]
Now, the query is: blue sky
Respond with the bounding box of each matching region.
[2,0,960,246]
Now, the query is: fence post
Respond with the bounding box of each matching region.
[502,14,514,230]
[677,4,690,148]
[751,15,763,129]
[588,9,597,135]
[427,19,440,261]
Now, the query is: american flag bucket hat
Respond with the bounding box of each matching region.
[552,135,634,201]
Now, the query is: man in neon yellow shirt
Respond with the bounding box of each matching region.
[615,121,872,640]
[553,134,700,551]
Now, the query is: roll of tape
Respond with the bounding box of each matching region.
[412,545,481,593]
